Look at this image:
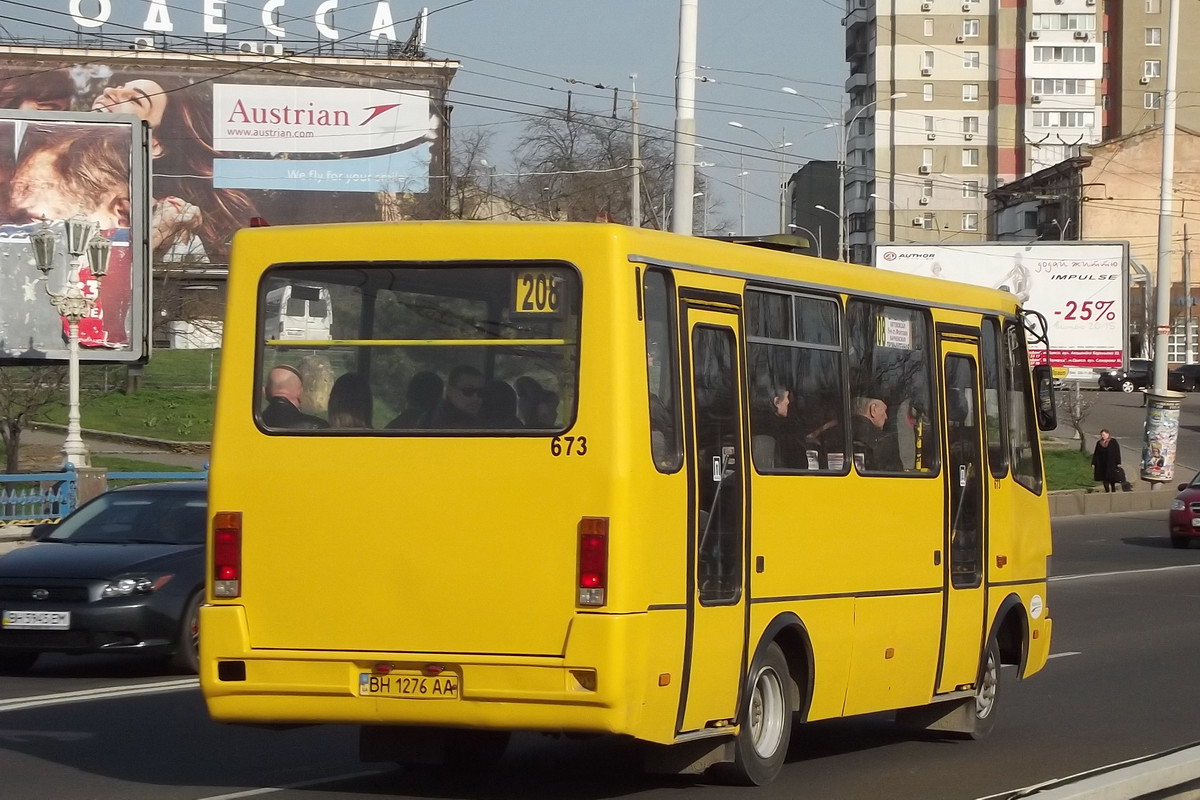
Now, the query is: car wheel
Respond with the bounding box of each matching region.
[1171,535,1191,549]
[717,642,794,786]
[1121,380,1136,393]
[965,638,1001,740]
[0,651,38,675]
[170,592,202,674]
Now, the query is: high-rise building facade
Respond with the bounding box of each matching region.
[843,0,1198,262]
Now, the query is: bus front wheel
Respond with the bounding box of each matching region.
[967,638,1001,740]
[719,642,794,786]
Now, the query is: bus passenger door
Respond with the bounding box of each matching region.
[937,340,988,694]
[678,307,748,734]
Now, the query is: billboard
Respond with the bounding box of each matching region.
[875,242,1128,375]
[0,50,449,267]
[0,110,151,363]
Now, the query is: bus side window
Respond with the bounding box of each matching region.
[644,269,682,472]
[981,318,1009,479]
[1004,323,1044,493]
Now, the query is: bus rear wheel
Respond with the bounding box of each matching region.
[719,642,794,785]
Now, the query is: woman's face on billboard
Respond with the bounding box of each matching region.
[7,143,129,229]
[92,79,167,129]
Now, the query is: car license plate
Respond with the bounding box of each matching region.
[2,610,70,630]
[359,673,459,699]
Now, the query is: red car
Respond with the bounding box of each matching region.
[1169,475,1200,548]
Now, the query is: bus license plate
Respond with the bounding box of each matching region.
[359,673,459,699]
[2,610,70,630]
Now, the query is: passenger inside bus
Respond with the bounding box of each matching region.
[850,396,903,472]
[426,365,484,428]
[385,371,443,429]
[328,372,373,429]
[515,377,546,427]
[262,365,329,430]
[479,380,524,428]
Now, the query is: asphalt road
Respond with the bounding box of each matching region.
[1,510,1198,800]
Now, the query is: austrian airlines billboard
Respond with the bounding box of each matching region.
[875,242,1129,373]
[212,84,434,193]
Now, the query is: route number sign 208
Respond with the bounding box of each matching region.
[514,272,562,314]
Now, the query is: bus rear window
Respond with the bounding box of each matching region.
[257,263,580,435]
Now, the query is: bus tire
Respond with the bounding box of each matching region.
[966,638,1001,740]
[719,642,793,785]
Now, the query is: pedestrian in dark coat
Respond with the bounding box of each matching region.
[1092,428,1122,493]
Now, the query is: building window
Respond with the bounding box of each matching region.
[963,19,980,37]
[922,147,934,167]
[1033,13,1096,31]
[1146,27,1162,45]
[963,84,979,102]
[1032,110,1096,127]
[1145,92,1162,109]
[922,213,936,230]
[922,50,935,69]
[962,213,979,231]
[964,51,980,69]
[923,180,935,198]
[1033,46,1096,63]
[1146,0,1161,13]
[1033,78,1091,95]
[1023,211,1038,229]
[925,115,935,132]
[962,115,980,133]
[858,118,869,135]
[924,18,934,36]
[963,180,980,198]
[1102,94,1110,110]
[1144,60,1162,78]
[962,148,979,167]
[923,83,934,102]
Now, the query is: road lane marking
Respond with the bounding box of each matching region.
[1048,651,1082,659]
[0,678,197,714]
[197,770,385,799]
[1051,563,1200,582]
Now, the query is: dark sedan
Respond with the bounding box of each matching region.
[0,483,206,674]
[1168,364,1200,392]
[1098,358,1153,392]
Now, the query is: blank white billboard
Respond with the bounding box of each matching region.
[875,242,1128,372]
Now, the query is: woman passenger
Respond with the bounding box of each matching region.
[328,373,373,429]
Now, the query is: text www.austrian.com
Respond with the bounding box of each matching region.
[224,129,315,138]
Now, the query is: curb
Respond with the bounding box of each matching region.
[1049,487,1177,518]
[29,422,210,454]
[986,742,1200,799]
[0,526,32,542]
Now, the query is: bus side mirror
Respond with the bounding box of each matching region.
[1032,365,1057,431]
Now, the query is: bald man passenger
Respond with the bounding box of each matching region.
[261,365,329,430]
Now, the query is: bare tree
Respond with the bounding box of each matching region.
[1056,381,1095,453]
[0,366,66,473]
[392,128,499,221]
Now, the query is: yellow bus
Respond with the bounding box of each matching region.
[201,222,1057,785]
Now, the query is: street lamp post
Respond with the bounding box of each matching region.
[728,121,792,233]
[787,223,822,257]
[814,204,840,256]
[28,215,112,468]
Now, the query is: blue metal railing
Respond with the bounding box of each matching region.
[0,466,207,524]
[0,465,77,524]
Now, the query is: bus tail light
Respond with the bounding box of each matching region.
[213,512,242,598]
[578,517,609,607]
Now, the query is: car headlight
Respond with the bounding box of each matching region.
[1172,499,1187,511]
[1108,370,1120,376]
[101,574,173,598]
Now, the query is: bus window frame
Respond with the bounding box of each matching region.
[981,316,1010,480]
[845,297,942,479]
[642,267,684,474]
[1002,317,1045,495]
[251,260,584,438]
[745,284,850,476]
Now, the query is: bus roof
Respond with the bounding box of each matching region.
[231,221,1022,316]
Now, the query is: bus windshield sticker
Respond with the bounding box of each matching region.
[513,271,565,317]
[880,316,913,350]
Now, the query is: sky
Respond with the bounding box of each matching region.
[2,0,847,234]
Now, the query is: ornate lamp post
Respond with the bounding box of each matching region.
[28,215,112,468]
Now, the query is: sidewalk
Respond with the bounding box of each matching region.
[19,425,209,470]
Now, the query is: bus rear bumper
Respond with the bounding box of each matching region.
[199,604,663,738]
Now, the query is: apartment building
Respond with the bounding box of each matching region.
[1107,0,1200,137]
[842,0,1135,263]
